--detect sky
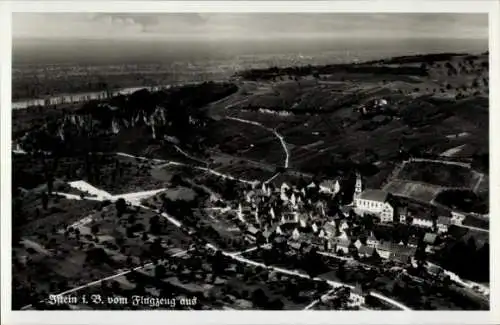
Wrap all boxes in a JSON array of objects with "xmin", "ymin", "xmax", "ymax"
[{"xmin": 13, "ymin": 13, "xmax": 488, "ymax": 41}]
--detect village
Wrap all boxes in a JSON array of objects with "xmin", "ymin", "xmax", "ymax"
[
  {"xmin": 194, "ymin": 168, "xmax": 488, "ymax": 301},
  {"xmin": 210, "ymin": 174, "xmax": 453, "ymax": 261}
]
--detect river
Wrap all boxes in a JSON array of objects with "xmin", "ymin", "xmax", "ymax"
[{"xmin": 11, "ymin": 79, "xmax": 232, "ymax": 110}]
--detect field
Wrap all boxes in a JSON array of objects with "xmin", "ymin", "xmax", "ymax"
[
  {"xmin": 13, "ymin": 153, "xmax": 170, "ymax": 195},
  {"xmin": 383, "ymin": 179, "xmax": 443, "ymax": 203},
  {"xmin": 13, "ymin": 193, "xmax": 101, "ymax": 238},
  {"xmin": 209, "ymin": 119, "xmax": 286, "ymax": 168},
  {"xmin": 396, "ymin": 160, "xmax": 482, "ymax": 189}
]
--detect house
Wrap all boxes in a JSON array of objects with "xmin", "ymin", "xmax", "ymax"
[
  {"xmin": 358, "ymin": 245, "xmax": 375, "ymax": 257},
  {"xmin": 288, "ymin": 240, "xmax": 302, "ymax": 251},
  {"xmin": 355, "ymin": 189, "xmax": 394, "ymax": 222},
  {"xmin": 389, "ymin": 245, "xmax": 417, "ymax": 264},
  {"xmin": 423, "ymin": 233, "xmax": 438, "ymax": 246},
  {"xmin": 333, "ymin": 237, "xmax": 351, "ymax": 254},
  {"xmin": 412, "ymin": 214, "xmax": 434, "ymax": 229},
  {"xmin": 319, "ymin": 179, "xmax": 341, "ymax": 195},
  {"xmin": 247, "ymin": 226, "xmax": 259, "ymax": 236},
  {"xmin": 367, "ymin": 233, "xmax": 379, "ymax": 248},
  {"xmin": 380, "ymin": 203, "xmax": 395, "ymax": 223},
  {"xmin": 353, "ymin": 239, "xmax": 363, "ymax": 250},
  {"xmin": 451, "ymin": 211, "xmax": 466, "ymax": 225},
  {"xmin": 377, "ymin": 242, "xmax": 416, "ymax": 261},
  {"xmin": 323, "ymin": 222, "xmax": 337, "ymax": 237},
  {"xmin": 306, "ymin": 181, "xmax": 318, "ymax": 189},
  {"xmin": 280, "ymin": 182, "xmax": 290, "ymax": 192},
  {"xmin": 407, "ymin": 236, "xmax": 419, "ymax": 248},
  {"xmin": 340, "ymin": 220, "xmax": 350, "ymax": 233},
  {"xmin": 375, "ymin": 242, "xmax": 392, "ymax": 259},
  {"xmin": 396, "ymin": 206, "xmax": 409, "ymax": 223},
  {"xmin": 437, "ymin": 216, "xmax": 451, "ymax": 233}
]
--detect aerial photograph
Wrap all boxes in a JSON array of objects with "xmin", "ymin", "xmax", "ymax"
[{"xmin": 11, "ymin": 13, "xmax": 489, "ymax": 311}]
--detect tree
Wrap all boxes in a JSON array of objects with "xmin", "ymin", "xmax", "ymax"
[
  {"xmin": 149, "ymin": 215, "xmax": 161, "ymax": 234},
  {"xmin": 90, "ymin": 224, "xmax": 99, "ymax": 235},
  {"xmin": 337, "ymin": 261, "xmax": 346, "ymax": 280},
  {"xmin": 115, "ymin": 198, "xmax": 127, "ymax": 218},
  {"xmin": 251, "ymin": 288, "xmax": 268, "ymax": 308},
  {"xmin": 269, "ymin": 298, "xmax": 284, "ymax": 310},
  {"xmin": 414, "ymin": 244, "xmax": 427, "ymax": 272},
  {"xmin": 41, "ymin": 192, "xmax": 49, "ymax": 210},
  {"xmin": 154, "ymin": 264, "xmax": 166, "ymax": 279},
  {"xmin": 256, "ymin": 231, "xmax": 266, "ymax": 248},
  {"xmin": 126, "ymin": 226, "xmax": 135, "ymax": 238}
]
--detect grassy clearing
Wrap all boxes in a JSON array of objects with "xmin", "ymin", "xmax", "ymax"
[{"xmin": 383, "ymin": 180, "xmax": 442, "ymax": 203}]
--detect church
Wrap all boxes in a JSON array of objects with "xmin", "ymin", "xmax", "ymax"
[{"xmin": 353, "ymin": 173, "xmax": 394, "ymax": 223}]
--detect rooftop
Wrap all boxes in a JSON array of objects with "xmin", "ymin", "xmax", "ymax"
[
  {"xmin": 437, "ymin": 216, "xmax": 451, "ymax": 225},
  {"xmin": 359, "ymin": 189, "xmax": 389, "ymax": 203},
  {"xmin": 319, "ymin": 179, "xmax": 338, "ymax": 188},
  {"xmin": 414, "ymin": 214, "xmax": 434, "ymax": 221},
  {"xmin": 358, "ymin": 245, "xmax": 375, "ymax": 255},
  {"xmin": 423, "ymin": 233, "xmax": 438, "ymax": 244}
]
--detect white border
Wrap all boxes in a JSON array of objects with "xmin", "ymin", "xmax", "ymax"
[{"xmin": 1, "ymin": 1, "xmax": 499, "ymax": 325}]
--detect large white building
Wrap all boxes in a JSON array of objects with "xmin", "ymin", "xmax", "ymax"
[{"xmin": 355, "ymin": 189, "xmax": 394, "ymax": 222}]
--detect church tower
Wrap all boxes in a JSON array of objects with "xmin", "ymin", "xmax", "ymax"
[{"xmin": 354, "ymin": 173, "xmax": 363, "ymax": 199}]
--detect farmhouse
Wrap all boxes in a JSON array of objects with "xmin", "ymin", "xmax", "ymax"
[
  {"xmin": 437, "ymin": 216, "xmax": 451, "ymax": 233},
  {"xmin": 355, "ymin": 189, "xmax": 394, "ymax": 222}
]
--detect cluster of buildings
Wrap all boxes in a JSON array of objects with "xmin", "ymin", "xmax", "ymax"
[
  {"xmin": 209, "ymin": 167, "xmax": 469, "ymax": 269},
  {"xmin": 235, "ymin": 180, "xmax": 337, "ymax": 242},
  {"xmin": 352, "ymin": 174, "xmax": 463, "ymax": 232},
  {"xmin": 219, "ymin": 174, "xmax": 448, "ymax": 265}
]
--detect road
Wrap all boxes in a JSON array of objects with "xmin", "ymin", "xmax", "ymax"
[
  {"xmin": 116, "ymin": 152, "xmax": 258, "ymax": 186},
  {"xmin": 20, "ymin": 152, "xmax": 410, "ymax": 311},
  {"xmin": 42, "ymin": 184, "xmax": 375, "ymax": 309},
  {"xmin": 173, "ymin": 145, "xmax": 208, "ymax": 165},
  {"xmin": 40, "ymin": 184, "xmax": 408, "ymax": 311},
  {"xmin": 224, "ymin": 116, "xmax": 290, "ymax": 169},
  {"xmin": 303, "ymin": 287, "xmax": 339, "ymax": 310}
]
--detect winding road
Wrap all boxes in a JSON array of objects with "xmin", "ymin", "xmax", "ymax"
[
  {"xmin": 223, "ymin": 116, "xmax": 290, "ymax": 184},
  {"xmin": 29, "ymin": 165, "xmax": 411, "ymax": 311},
  {"xmin": 224, "ymin": 116, "xmax": 290, "ymax": 169}
]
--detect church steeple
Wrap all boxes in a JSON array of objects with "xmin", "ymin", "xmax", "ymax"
[{"xmin": 354, "ymin": 173, "xmax": 363, "ymax": 199}]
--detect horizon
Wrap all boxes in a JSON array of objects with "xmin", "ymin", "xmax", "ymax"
[{"xmin": 13, "ymin": 13, "xmax": 488, "ymax": 41}]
